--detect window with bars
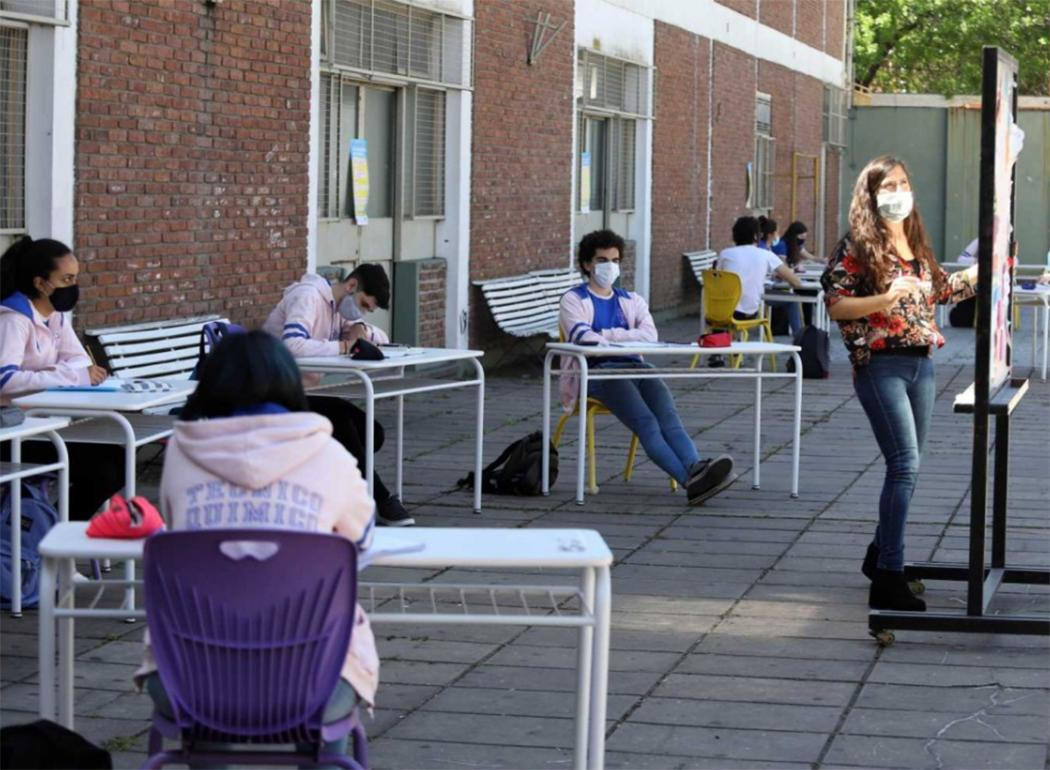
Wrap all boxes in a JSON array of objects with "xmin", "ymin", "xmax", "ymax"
[
  {"xmin": 577, "ymin": 49, "xmax": 649, "ymax": 117},
  {"xmin": 411, "ymin": 87, "xmax": 444, "ymax": 217},
  {"xmin": 753, "ymin": 93, "xmax": 774, "ymax": 212},
  {"xmin": 0, "ymin": 24, "xmax": 27, "ymax": 232},
  {"xmin": 823, "ymin": 85, "xmax": 847, "ymax": 148},
  {"xmin": 327, "ymin": 0, "xmax": 471, "ymax": 88}
]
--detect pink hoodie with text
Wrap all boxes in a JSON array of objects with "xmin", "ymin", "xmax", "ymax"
[{"xmin": 135, "ymin": 411, "xmax": 380, "ymax": 706}]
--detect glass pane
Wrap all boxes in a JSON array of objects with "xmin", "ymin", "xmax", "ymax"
[
  {"xmin": 587, "ymin": 118, "xmax": 606, "ymax": 211},
  {"xmin": 336, "ymin": 81, "xmax": 356, "ymax": 218},
  {"xmin": 364, "ymin": 87, "xmax": 395, "ymax": 219}
]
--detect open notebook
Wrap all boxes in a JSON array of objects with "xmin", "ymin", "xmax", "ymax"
[{"xmin": 48, "ymin": 378, "xmax": 174, "ymax": 393}]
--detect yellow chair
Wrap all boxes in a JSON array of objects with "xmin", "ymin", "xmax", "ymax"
[
  {"xmin": 693, "ymin": 269, "xmax": 778, "ymax": 371},
  {"xmin": 553, "ymin": 330, "xmax": 677, "ymax": 494}
]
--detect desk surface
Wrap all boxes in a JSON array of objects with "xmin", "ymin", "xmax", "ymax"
[
  {"xmin": 38, "ymin": 523, "xmax": 613, "ymax": 569},
  {"xmin": 548, "ymin": 341, "xmax": 800, "ymax": 357},
  {"xmin": 0, "ymin": 416, "xmax": 71, "ymax": 443},
  {"xmin": 13, "ymin": 380, "xmax": 195, "ymax": 412},
  {"xmin": 297, "ymin": 348, "xmax": 484, "ymax": 372}
]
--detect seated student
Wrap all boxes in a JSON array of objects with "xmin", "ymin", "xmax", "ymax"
[
  {"xmin": 0, "ymin": 236, "xmax": 124, "ymax": 518},
  {"xmin": 718, "ymin": 216, "xmax": 805, "ymax": 337},
  {"xmin": 773, "ymin": 221, "xmax": 820, "ymax": 267},
  {"xmin": 757, "ymin": 216, "xmax": 779, "ymax": 251},
  {"xmin": 262, "ymin": 264, "xmax": 413, "ymax": 527},
  {"xmin": 135, "ymin": 331, "xmax": 379, "ymax": 754},
  {"xmin": 559, "ymin": 230, "xmax": 735, "ymax": 505}
]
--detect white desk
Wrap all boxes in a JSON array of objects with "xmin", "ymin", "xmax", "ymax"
[
  {"xmin": 36, "ymin": 523, "xmax": 612, "ymax": 770},
  {"xmin": 1, "ymin": 417, "xmax": 70, "ymax": 616},
  {"xmin": 297, "ymin": 348, "xmax": 486, "ymax": 512},
  {"xmin": 543, "ymin": 342, "xmax": 802, "ymax": 504},
  {"xmin": 1015, "ymin": 285, "xmax": 1050, "ymax": 381},
  {"xmin": 763, "ymin": 278, "xmax": 828, "ymax": 332},
  {"xmin": 14, "ymin": 380, "xmax": 196, "ymax": 609}
]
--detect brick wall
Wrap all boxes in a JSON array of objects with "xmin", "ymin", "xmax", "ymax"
[
  {"xmin": 716, "ymin": 0, "xmax": 757, "ymax": 18},
  {"xmin": 825, "ymin": 0, "xmax": 845, "ymax": 59},
  {"xmin": 74, "ymin": 0, "xmax": 310, "ymax": 330},
  {"xmin": 469, "ymin": 0, "xmax": 574, "ymax": 345},
  {"xmin": 760, "ymin": 0, "xmax": 794, "ymax": 36},
  {"xmin": 418, "ymin": 260, "xmax": 446, "ymax": 348},
  {"xmin": 795, "ymin": 0, "xmax": 824, "ymax": 52},
  {"xmin": 710, "ymin": 43, "xmax": 757, "ymax": 252},
  {"xmin": 825, "ymin": 147, "xmax": 843, "ymax": 256},
  {"xmin": 650, "ymin": 23, "xmax": 710, "ymax": 311}
]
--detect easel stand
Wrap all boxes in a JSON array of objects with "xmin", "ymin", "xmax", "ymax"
[{"xmin": 870, "ymin": 378, "xmax": 1050, "ymax": 639}]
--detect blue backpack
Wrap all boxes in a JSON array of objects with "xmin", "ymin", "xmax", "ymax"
[{"xmin": 1, "ymin": 478, "xmax": 59, "ymax": 609}]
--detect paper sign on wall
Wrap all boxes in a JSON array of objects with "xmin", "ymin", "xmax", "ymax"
[
  {"xmin": 579, "ymin": 151, "xmax": 591, "ymax": 213},
  {"xmin": 350, "ymin": 138, "xmax": 369, "ymax": 226}
]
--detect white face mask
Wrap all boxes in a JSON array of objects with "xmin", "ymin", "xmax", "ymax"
[
  {"xmin": 337, "ymin": 293, "xmax": 364, "ymax": 322},
  {"xmin": 591, "ymin": 261, "xmax": 620, "ymax": 289},
  {"xmin": 876, "ymin": 190, "xmax": 914, "ymax": 223}
]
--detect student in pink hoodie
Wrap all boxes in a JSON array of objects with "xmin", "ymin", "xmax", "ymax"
[
  {"xmin": 137, "ymin": 331, "xmax": 379, "ymax": 757},
  {"xmin": 262, "ymin": 266, "xmax": 414, "ymax": 527},
  {"xmin": 559, "ymin": 230, "xmax": 736, "ymax": 505},
  {"xmin": 0, "ymin": 236, "xmax": 125, "ymax": 517}
]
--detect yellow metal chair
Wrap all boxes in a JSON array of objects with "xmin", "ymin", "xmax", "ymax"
[
  {"xmin": 692, "ymin": 269, "xmax": 778, "ymax": 371},
  {"xmin": 553, "ymin": 330, "xmax": 677, "ymax": 494}
]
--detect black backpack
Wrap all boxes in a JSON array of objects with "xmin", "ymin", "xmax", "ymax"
[
  {"xmin": 787, "ymin": 325, "xmax": 831, "ymax": 379},
  {"xmin": 458, "ymin": 432, "xmax": 558, "ymax": 496},
  {"xmin": 949, "ymin": 297, "xmax": 976, "ymax": 328},
  {"xmin": 0, "ymin": 720, "xmax": 112, "ymax": 769}
]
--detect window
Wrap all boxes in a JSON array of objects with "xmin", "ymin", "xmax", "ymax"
[
  {"xmin": 319, "ymin": 0, "xmax": 468, "ymax": 222},
  {"xmin": 0, "ymin": 24, "xmax": 27, "ymax": 232},
  {"xmin": 575, "ymin": 49, "xmax": 648, "ymax": 214},
  {"xmin": 753, "ymin": 93, "xmax": 774, "ymax": 212},
  {"xmin": 823, "ymin": 85, "xmax": 847, "ymax": 148}
]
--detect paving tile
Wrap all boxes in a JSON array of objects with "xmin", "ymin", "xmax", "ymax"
[
  {"xmin": 652, "ymin": 672, "xmax": 857, "ymax": 707},
  {"xmin": 822, "ymin": 733, "xmax": 1048, "ymax": 769},
  {"xmin": 606, "ymin": 722, "xmax": 827, "ymax": 763}
]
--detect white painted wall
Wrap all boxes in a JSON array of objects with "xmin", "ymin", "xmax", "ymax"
[
  {"xmin": 575, "ymin": 0, "xmax": 653, "ymax": 64},
  {"xmin": 306, "ymin": 0, "xmax": 320, "ymax": 272},
  {"xmin": 436, "ymin": 89, "xmax": 472, "ymax": 349}
]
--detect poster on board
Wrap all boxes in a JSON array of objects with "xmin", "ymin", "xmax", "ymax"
[{"xmin": 350, "ymin": 138, "xmax": 370, "ymax": 225}]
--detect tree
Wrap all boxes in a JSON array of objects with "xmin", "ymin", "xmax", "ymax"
[{"xmin": 853, "ymin": 0, "xmax": 1050, "ymax": 96}]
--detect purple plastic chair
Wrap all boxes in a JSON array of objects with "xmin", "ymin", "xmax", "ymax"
[{"xmin": 140, "ymin": 529, "xmax": 368, "ymax": 769}]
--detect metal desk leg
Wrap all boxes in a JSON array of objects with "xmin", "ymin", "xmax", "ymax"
[
  {"xmin": 587, "ymin": 565, "xmax": 611, "ymax": 770},
  {"xmin": 10, "ymin": 437, "xmax": 22, "ymax": 617},
  {"xmin": 573, "ymin": 567, "xmax": 596, "ymax": 770},
  {"xmin": 752, "ymin": 355, "xmax": 763, "ymax": 490},
  {"xmin": 542, "ymin": 352, "xmax": 553, "ymax": 495},
  {"xmin": 58, "ymin": 557, "xmax": 76, "ymax": 728},
  {"xmin": 395, "ymin": 394, "xmax": 404, "ymax": 499},
  {"xmin": 790, "ymin": 352, "xmax": 802, "ymax": 498},
  {"xmin": 471, "ymin": 358, "xmax": 485, "ymax": 513},
  {"xmin": 576, "ymin": 358, "xmax": 589, "ymax": 505},
  {"xmin": 37, "ymin": 556, "xmax": 57, "ymax": 721},
  {"xmin": 1042, "ymin": 303, "xmax": 1048, "ymax": 381}
]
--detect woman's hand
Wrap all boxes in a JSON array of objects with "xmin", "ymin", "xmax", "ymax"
[{"xmin": 88, "ymin": 365, "xmax": 108, "ymax": 385}]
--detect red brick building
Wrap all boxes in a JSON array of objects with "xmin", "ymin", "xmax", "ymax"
[{"xmin": 1, "ymin": 0, "xmax": 848, "ymax": 349}]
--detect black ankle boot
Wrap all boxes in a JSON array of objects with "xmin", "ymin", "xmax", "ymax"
[
  {"xmin": 869, "ymin": 569, "xmax": 926, "ymax": 612},
  {"xmin": 861, "ymin": 542, "xmax": 878, "ymax": 581}
]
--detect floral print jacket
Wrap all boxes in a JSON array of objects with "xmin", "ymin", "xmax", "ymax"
[{"xmin": 821, "ymin": 237, "xmax": 978, "ymax": 368}]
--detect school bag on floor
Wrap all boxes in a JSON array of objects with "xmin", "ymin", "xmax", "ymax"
[
  {"xmin": 458, "ymin": 431, "xmax": 558, "ymax": 496},
  {"xmin": 787, "ymin": 325, "xmax": 830, "ymax": 379},
  {"xmin": 0, "ymin": 719, "xmax": 112, "ymax": 769},
  {"xmin": 1, "ymin": 478, "xmax": 59, "ymax": 609}
]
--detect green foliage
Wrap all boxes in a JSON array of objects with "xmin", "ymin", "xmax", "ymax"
[{"xmin": 854, "ymin": 0, "xmax": 1050, "ymax": 95}]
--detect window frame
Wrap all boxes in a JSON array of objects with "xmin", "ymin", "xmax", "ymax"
[
  {"xmin": 0, "ymin": 20, "xmax": 28, "ymax": 235},
  {"xmin": 753, "ymin": 92, "xmax": 775, "ymax": 213},
  {"xmin": 823, "ymin": 85, "xmax": 848, "ymax": 148}
]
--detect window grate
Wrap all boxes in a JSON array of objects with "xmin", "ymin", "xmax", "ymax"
[
  {"xmin": 615, "ymin": 118, "xmax": 636, "ymax": 211},
  {"xmin": 330, "ymin": 0, "xmax": 471, "ymax": 88},
  {"xmin": 0, "ymin": 24, "xmax": 27, "ymax": 231},
  {"xmin": 823, "ymin": 85, "xmax": 847, "ymax": 148},
  {"xmin": 754, "ymin": 133, "xmax": 775, "ymax": 212},
  {"xmin": 755, "ymin": 92, "xmax": 772, "ymax": 135},
  {"xmin": 413, "ymin": 87, "xmax": 445, "ymax": 217},
  {"xmin": 319, "ymin": 72, "xmax": 334, "ymax": 218},
  {"xmin": 577, "ymin": 49, "xmax": 649, "ymax": 117}
]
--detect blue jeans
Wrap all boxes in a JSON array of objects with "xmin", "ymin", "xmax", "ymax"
[
  {"xmin": 589, "ymin": 361, "xmax": 700, "ymax": 484},
  {"xmin": 767, "ymin": 300, "xmax": 803, "ymax": 336},
  {"xmin": 853, "ymin": 355, "xmax": 936, "ymax": 571}
]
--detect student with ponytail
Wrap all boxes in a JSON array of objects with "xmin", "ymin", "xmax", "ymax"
[{"xmin": 1, "ymin": 236, "xmax": 124, "ymax": 517}]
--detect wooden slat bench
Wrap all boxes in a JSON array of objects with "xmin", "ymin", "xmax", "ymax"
[
  {"xmin": 684, "ymin": 249, "xmax": 719, "ymax": 288},
  {"xmin": 475, "ymin": 267, "xmax": 580, "ymax": 340},
  {"xmin": 85, "ymin": 315, "xmax": 229, "ymax": 380}
]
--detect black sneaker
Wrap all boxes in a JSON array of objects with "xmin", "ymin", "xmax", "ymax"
[
  {"xmin": 686, "ymin": 455, "xmax": 735, "ymax": 505},
  {"xmin": 707, "ymin": 355, "xmax": 726, "ymax": 369},
  {"xmin": 377, "ymin": 496, "xmax": 415, "ymax": 527}
]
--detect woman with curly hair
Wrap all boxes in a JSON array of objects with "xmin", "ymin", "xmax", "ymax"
[{"xmin": 821, "ymin": 156, "xmax": 978, "ymax": 612}]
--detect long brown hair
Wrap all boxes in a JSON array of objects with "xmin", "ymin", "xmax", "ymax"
[{"xmin": 847, "ymin": 155, "xmax": 946, "ymax": 296}]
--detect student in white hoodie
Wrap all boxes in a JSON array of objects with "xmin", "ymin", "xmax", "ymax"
[
  {"xmin": 262, "ymin": 265, "xmax": 414, "ymax": 527},
  {"xmin": 136, "ymin": 331, "xmax": 379, "ymax": 757}
]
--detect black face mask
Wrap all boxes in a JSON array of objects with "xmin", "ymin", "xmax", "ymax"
[{"xmin": 48, "ymin": 284, "xmax": 79, "ymax": 312}]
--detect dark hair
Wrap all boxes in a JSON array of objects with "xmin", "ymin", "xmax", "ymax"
[
  {"xmin": 349, "ymin": 264, "xmax": 390, "ymax": 310},
  {"xmin": 757, "ymin": 216, "xmax": 778, "ymax": 240},
  {"xmin": 577, "ymin": 229, "xmax": 626, "ymax": 276},
  {"xmin": 0, "ymin": 236, "xmax": 74, "ymax": 300},
  {"xmin": 179, "ymin": 331, "xmax": 308, "ymax": 420},
  {"xmin": 731, "ymin": 216, "xmax": 760, "ymax": 246},
  {"xmin": 782, "ymin": 221, "xmax": 809, "ymax": 267}
]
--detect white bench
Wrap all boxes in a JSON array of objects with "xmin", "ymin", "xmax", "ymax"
[
  {"xmin": 475, "ymin": 267, "xmax": 579, "ymax": 339},
  {"xmin": 85, "ymin": 315, "xmax": 229, "ymax": 380},
  {"xmin": 684, "ymin": 249, "xmax": 719, "ymax": 288}
]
